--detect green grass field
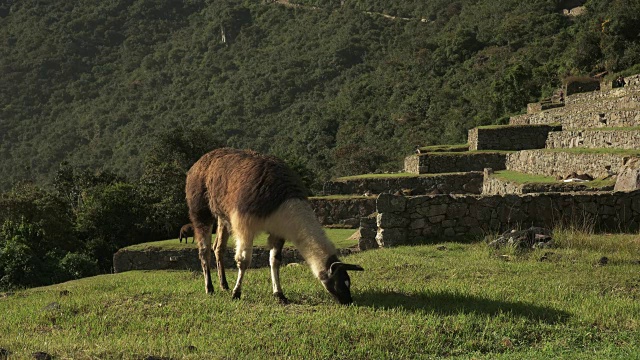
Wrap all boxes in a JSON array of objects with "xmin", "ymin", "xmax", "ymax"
[
  {"xmin": 2, "ymin": 231, "xmax": 640, "ymax": 359},
  {"xmin": 543, "ymin": 147, "xmax": 640, "ymax": 156},
  {"xmin": 492, "ymin": 170, "xmax": 616, "ymax": 188},
  {"xmin": 334, "ymin": 172, "xmax": 469, "ymax": 181},
  {"xmin": 125, "ymin": 228, "xmax": 359, "ymax": 251}
]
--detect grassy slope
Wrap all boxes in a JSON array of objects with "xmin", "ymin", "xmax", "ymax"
[
  {"xmin": 124, "ymin": 228, "xmax": 359, "ymax": 251},
  {"xmin": 2, "ymin": 232, "xmax": 640, "ymax": 359}
]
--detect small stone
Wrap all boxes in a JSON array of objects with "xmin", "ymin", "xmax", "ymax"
[
  {"xmin": 597, "ymin": 256, "xmax": 609, "ymax": 266},
  {"xmin": 436, "ymin": 245, "xmax": 447, "ymax": 251},
  {"xmin": 0, "ymin": 348, "xmax": 11, "ymax": 359},
  {"xmin": 32, "ymin": 352, "xmax": 52, "ymax": 360}
]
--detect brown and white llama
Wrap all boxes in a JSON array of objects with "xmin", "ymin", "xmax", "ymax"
[
  {"xmin": 178, "ymin": 223, "xmax": 194, "ymax": 244},
  {"xmin": 185, "ymin": 148, "xmax": 363, "ymax": 304}
]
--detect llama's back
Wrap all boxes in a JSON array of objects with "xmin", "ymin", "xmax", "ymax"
[{"xmin": 186, "ymin": 148, "xmax": 309, "ymax": 221}]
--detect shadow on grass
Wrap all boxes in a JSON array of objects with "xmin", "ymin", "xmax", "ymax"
[{"xmin": 357, "ymin": 290, "xmax": 569, "ymax": 324}]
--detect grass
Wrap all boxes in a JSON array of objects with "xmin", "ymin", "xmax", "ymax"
[
  {"xmin": 2, "ymin": 231, "xmax": 640, "ymax": 359},
  {"xmin": 310, "ymin": 194, "xmax": 376, "ymax": 199},
  {"xmin": 476, "ymin": 123, "xmax": 561, "ymax": 130},
  {"xmin": 416, "ymin": 144, "xmax": 468, "ymax": 152},
  {"xmin": 492, "ymin": 170, "xmax": 616, "ymax": 188},
  {"xmin": 124, "ymin": 228, "xmax": 359, "ymax": 251},
  {"xmin": 542, "ymin": 148, "xmax": 640, "ymax": 156},
  {"xmin": 334, "ymin": 173, "xmax": 419, "ymax": 180},
  {"xmin": 582, "ymin": 126, "xmax": 640, "ymax": 132},
  {"xmin": 334, "ymin": 172, "xmax": 470, "ymax": 181}
]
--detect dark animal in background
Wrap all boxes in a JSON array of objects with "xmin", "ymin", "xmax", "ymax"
[
  {"xmin": 185, "ymin": 148, "xmax": 364, "ymax": 304},
  {"xmin": 179, "ymin": 224, "xmax": 194, "ymax": 244}
]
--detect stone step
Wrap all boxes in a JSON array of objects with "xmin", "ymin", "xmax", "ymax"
[
  {"xmin": 510, "ymin": 108, "xmax": 640, "ymax": 129},
  {"xmin": 546, "ymin": 129, "xmax": 640, "ymax": 150},
  {"xmin": 322, "ymin": 172, "xmax": 484, "ymax": 196},
  {"xmin": 468, "ymin": 124, "xmax": 560, "ymax": 151},
  {"xmin": 404, "ymin": 151, "xmax": 508, "ymax": 174},
  {"xmin": 482, "ymin": 169, "xmax": 615, "ymax": 195},
  {"xmin": 505, "ymin": 149, "xmax": 638, "ymax": 179}
]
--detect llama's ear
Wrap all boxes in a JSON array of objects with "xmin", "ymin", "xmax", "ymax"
[{"xmin": 329, "ymin": 262, "xmax": 364, "ymax": 277}]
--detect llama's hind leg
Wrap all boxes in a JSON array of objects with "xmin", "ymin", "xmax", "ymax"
[
  {"xmin": 231, "ymin": 229, "xmax": 255, "ymax": 300},
  {"xmin": 214, "ymin": 222, "xmax": 230, "ymax": 290},
  {"xmin": 268, "ymin": 234, "xmax": 288, "ymax": 304},
  {"xmin": 194, "ymin": 224, "xmax": 214, "ymax": 294}
]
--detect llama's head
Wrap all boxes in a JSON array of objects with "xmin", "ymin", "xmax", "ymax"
[{"xmin": 321, "ymin": 260, "xmax": 364, "ymax": 305}]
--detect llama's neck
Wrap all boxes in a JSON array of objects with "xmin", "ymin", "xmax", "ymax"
[{"xmin": 266, "ymin": 199, "xmax": 337, "ymax": 278}]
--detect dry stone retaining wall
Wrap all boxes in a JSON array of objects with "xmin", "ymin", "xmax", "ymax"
[
  {"xmin": 404, "ymin": 153, "xmax": 507, "ymax": 174},
  {"xmin": 309, "ymin": 197, "xmax": 376, "ymax": 228},
  {"xmin": 375, "ymin": 191, "xmax": 640, "ymax": 247},
  {"xmin": 468, "ymin": 125, "xmax": 558, "ymax": 151},
  {"xmin": 546, "ymin": 130, "xmax": 640, "ymax": 149},
  {"xmin": 322, "ymin": 172, "xmax": 484, "ymax": 196},
  {"xmin": 505, "ymin": 150, "xmax": 629, "ymax": 178}
]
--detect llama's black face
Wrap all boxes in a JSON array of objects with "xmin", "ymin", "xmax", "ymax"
[{"xmin": 322, "ymin": 261, "xmax": 364, "ymax": 305}]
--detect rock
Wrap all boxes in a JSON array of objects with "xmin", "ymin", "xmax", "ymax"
[
  {"xmin": 32, "ymin": 352, "xmax": 52, "ymax": 360},
  {"xmin": 0, "ymin": 348, "xmax": 10, "ymax": 360},
  {"xmin": 488, "ymin": 227, "xmax": 552, "ymax": 249},
  {"xmin": 614, "ymin": 158, "xmax": 640, "ymax": 191},
  {"xmin": 597, "ymin": 256, "xmax": 609, "ymax": 266}
]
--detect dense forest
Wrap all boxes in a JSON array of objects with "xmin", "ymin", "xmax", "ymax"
[{"xmin": 1, "ymin": 0, "xmax": 640, "ymax": 290}]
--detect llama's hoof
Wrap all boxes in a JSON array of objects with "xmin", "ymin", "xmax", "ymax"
[
  {"xmin": 206, "ymin": 285, "xmax": 214, "ymax": 294},
  {"xmin": 274, "ymin": 292, "xmax": 289, "ymax": 305},
  {"xmin": 220, "ymin": 280, "xmax": 229, "ymax": 291},
  {"xmin": 231, "ymin": 290, "xmax": 241, "ymax": 300}
]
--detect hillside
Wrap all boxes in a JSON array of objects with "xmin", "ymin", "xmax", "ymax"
[{"xmin": 1, "ymin": 0, "xmax": 640, "ymax": 189}]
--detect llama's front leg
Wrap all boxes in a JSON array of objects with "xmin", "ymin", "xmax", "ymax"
[
  {"xmin": 232, "ymin": 236, "xmax": 254, "ymax": 300},
  {"xmin": 213, "ymin": 222, "xmax": 230, "ymax": 290},
  {"xmin": 194, "ymin": 224, "xmax": 214, "ymax": 294},
  {"xmin": 268, "ymin": 234, "xmax": 288, "ymax": 304}
]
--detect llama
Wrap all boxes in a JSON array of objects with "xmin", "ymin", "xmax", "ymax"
[
  {"xmin": 179, "ymin": 223, "xmax": 194, "ymax": 244},
  {"xmin": 185, "ymin": 148, "xmax": 364, "ymax": 304}
]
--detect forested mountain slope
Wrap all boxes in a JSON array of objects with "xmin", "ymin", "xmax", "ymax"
[{"xmin": 1, "ymin": 0, "xmax": 639, "ymax": 189}]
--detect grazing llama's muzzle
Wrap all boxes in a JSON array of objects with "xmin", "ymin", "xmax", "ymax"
[{"xmin": 321, "ymin": 262, "xmax": 364, "ymax": 304}]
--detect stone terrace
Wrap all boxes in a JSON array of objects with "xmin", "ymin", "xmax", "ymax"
[{"xmin": 319, "ymin": 73, "xmax": 640, "ymax": 249}]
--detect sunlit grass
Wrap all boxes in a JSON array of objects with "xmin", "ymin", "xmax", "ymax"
[
  {"xmin": 335, "ymin": 172, "xmax": 469, "ymax": 181},
  {"xmin": 493, "ymin": 170, "xmax": 616, "ymax": 189},
  {"xmin": 542, "ymin": 147, "xmax": 640, "ymax": 156},
  {"xmin": 2, "ymin": 231, "xmax": 640, "ymax": 358},
  {"xmin": 124, "ymin": 228, "xmax": 359, "ymax": 251}
]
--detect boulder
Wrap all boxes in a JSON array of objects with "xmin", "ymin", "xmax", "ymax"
[{"xmin": 614, "ymin": 158, "xmax": 640, "ymax": 191}]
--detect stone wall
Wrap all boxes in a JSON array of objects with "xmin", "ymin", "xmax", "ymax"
[
  {"xmin": 309, "ymin": 197, "xmax": 376, "ymax": 228},
  {"xmin": 322, "ymin": 172, "xmax": 484, "ymax": 196},
  {"xmin": 546, "ymin": 130, "xmax": 640, "ymax": 149},
  {"xmin": 468, "ymin": 125, "xmax": 559, "ymax": 151},
  {"xmin": 505, "ymin": 150, "xmax": 630, "ymax": 178},
  {"xmin": 404, "ymin": 153, "xmax": 507, "ymax": 174},
  {"xmin": 113, "ymin": 246, "xmax": 356, "ymax": 273},
  {"xmin": 510, "ymin": 88, "xmax": 640, "ymax": 127},
  {"xmin": 510, "ymin": 107, "xmax": 640, "ymax": 129},
  {"xmin": 374, "ymin": 191, "xmax": 640, "ymax": 247},
  {"xmin": 482, "ymin": 172, "xmax": 614, "ymax": 195},
  {"xmin": 565, "ymin": 77, "xmax": 600, "ymax": 95},
  {"xmin": 565, "ymin": 85, "xmax": 640, "ymax": 106}
]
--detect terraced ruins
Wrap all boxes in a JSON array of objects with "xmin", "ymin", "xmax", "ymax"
[{"xmin": 319, "ymin": 74, "xmax": 640, "ymax": 248}]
